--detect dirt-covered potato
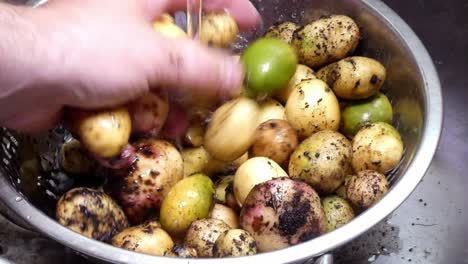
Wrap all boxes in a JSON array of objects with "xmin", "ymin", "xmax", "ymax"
[
  {"xmin": 110, "ymin": 139, "xmax": 183, "ymax": 224},
  {"xmin": 209, "ymin": 203, "xmax": 239, "ymax": 229},
  {"xmin": 275, "ymin": 64, "xmax": 316, "ymax": 104},
  {"xmin": 289, "ymin": 130, "xmax": 352, "ymax": 194},
  {"xmin": 250, "ymin": 119, "xmax": 298, "ymax": 166},
  {"xmin": 128, "ymin": 90, "xmax": 169, "ymax": 137},
  {"xmin": 68, "ymin": 107, "xmax": 132, "ymax": 159},
  {"xmin": 167, "ymin": 245, "xmax": 198, "ymax": 258},
  {"xmin": 352, "ymin": 122, "xmax": 404, "ymax": 173},
  {"xmin": 153, "ymin": 14, "xmax": 187, "ymax": 38},
  {"xmin": 257, "ymin": 99, "xmax": 287, "ymax": 125},
  {"xmin": 204, "ymin": 97, "xmax": 260, "ymax": 161},
  {"xmin": 292, "ymin": 15, "xmax": 360, "ymax": 69},
  {"xmin": 285, "ymin": 79, "xmax": 340, "ymax": 138},
  {"xmin": 213, "ymin": 229, "xmax": 257, "ymax": 257},
  {"xmin": 59, "ymin": 139, "xmax": 96, "ymax": 175},
  {"xmin": 184, "ymin": 218, "xmax": 231, "ymax": 257},
  {"xmin": 240, "ymin": 177, "xmax": 325, "ymax": 252},
  {"xmin": 346, "ymin": 170, "xmax": 389, "ymax": 209},
  {"xmin": 317, "ymin": 57, "xmax": 386, "ymax": 100},
  {"xmin": 200, "ymin": 13, "xmax": 239, "ymax": 48},
  {"xmin": 264, "ymin": 21, "xmax": 298, "ymax": 44},
  {"xmin": 111, "ymin": 221, "xmax": 173, "ymax": 256},
  {"xmin": 234, "ymin": 157, "xmax": 288, "ymax": 206},
  {"xmin": 56, "ymin": 188, "xmax": 128, "ymax": 241},
  {"xmin": 184, "ymin": 124, "xmax": 205, "ymax": 147},
  {"xmin": 321, "ymin": 196, "xmax": 355, "ymax": 232},
  {"xmin": 160, "ymin": 174, "xmax": 214, "ymax": 237},
  {"xmin": 214, "ymin": 175, "xmax": 239, "ymax": 211}
]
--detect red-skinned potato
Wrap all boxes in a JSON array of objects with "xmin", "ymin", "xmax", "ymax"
[{"xmin": 128, "ymin": 90, "xmax": 169, "ymax": 137}]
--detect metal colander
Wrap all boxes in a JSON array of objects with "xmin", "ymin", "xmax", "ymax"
[{"xmin": 0, "ymin": 0, "xmax": 442, "ymax": 263}]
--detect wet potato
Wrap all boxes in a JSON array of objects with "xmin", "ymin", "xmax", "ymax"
[
  {"xmin": 184, "ymin": 218, "xmax": 231, "ymax": 258},
  {"xmin": 59, "ymin": 138, "xmax": 96, "ymax": 175}
]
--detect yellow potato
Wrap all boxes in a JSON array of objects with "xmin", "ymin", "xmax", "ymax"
[
  {"xmin": 200, "ymin": 13, "xmax": 239, "ymax": 48},
  {"xmin": 257, "ymin": 98, "xmax": 287, "ymax": 125},
  {"xmin": 275, "ymin": 64, "xmax": 316, "ymax": 104},
  {"xmin": 153, "ymin": 14, "xmax": 187, "ymax": 38}
]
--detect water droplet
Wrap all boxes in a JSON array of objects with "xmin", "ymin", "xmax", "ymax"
[{"xmin": 15, "ymin": 197, "xmax": 22, "ymax": 202}]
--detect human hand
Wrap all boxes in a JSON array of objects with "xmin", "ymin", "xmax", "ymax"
[{"xmin": 0, "ymin": 0, "xmax": 260, "ymax": 133}]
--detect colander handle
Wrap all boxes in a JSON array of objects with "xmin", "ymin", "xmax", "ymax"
[{"xmin": 0, "ymin": 199, "xmax": 36, "ymax": 233}]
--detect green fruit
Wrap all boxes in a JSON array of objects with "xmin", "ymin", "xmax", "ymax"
[
  {"xmin": 341, "ymin": 92, "xmax": 393, "ymax": 138},
  {"xmin": 241, "ymin": 38, "xmax": 298, "ymax": 95},
  {"xmin": 160, "ymin": 173, "xmax": 214, "ymax": 237},
  {"xmin": 322, "ymin": 196, "xmax": 355, "ymax": 233}
]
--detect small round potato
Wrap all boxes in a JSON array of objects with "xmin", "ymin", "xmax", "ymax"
[
  {"xmin": 346, "ymin": 170, "xmax": 389, "ymax": 209},
  {"xmin": 321, "ymin": 196, "xmax": 355, "ymax": 233},
  {"xmin": 352, "ymin": 122, "xmax": 404, "ymax": 173},
  {"xmin": 112, "ymin": 221, "xmax": 174, "ymax": 256},
  {"xmin": 69, "ymin": 107, "xmax": 132, "ymax": 159},
  {"xmin": 234, "ymin": 157, "xmax": 288, "ymax": 206},
  {"xmin": 59, "ymin": 139, "xmax": 96, "ymax": 175},
  {"xmin": 240, "ymin": 177, "xmax": 325, "ymax": 252},
  {"xmin": 209, "ymin": 203, "xmax": 240, "ymax": 229},
  {"xmin": 289, "ymin": 130, "xmax": 352, "ymax": 194},
  {"xmin": 285, "ymin": 79, "xmax": 341, "ymax": 138},
  {"xmin": 317, "ymin": 56, "xmax": 387, "ymax": 100},
  {"xmin": 204, "ymin": 97, "xmax": 260, "ymax": 162},
  {"xmin": 200, "ymin": 13, "xmax": 239, "ymax": 48},
  {"xmin": 275, "ymin": 64, "xmax": 316, "ymax": 104},
  {"xmin": 257, "ymin": 99, "xmax": 287, "ymax": 125},
  {"xmin": 264, "ymin": 21, "xmax": 298, "ymax": 44},
  {"xmin": 184, "ymin": 218, "xmax": 231, "ymax": 257},
  {"xmin": 129, "ymin": 90, "xmax": 169, "ymax": 137},
  {"xmin": 292, "ymin": 15, "xmax": 360, "ymax": 68},
  {"xmin": 167, "ymin": 245, "xmax": 198, "ymax": 258},
  {"xmin": 160, "ymin": 174, "xmax": 214, "ymax": 237},
  {"xmin": 250, "ymin": 119, "xmax": 298, "ymax": 166},
  {"xmin": 56, "ymin": 188, "xmax": 128, "ymax": 241},
  {"xmin": 182, "ymin": 147, "xmax": 210, "ymax": 177},
  {"xmin": 213, "ymin": 229, "xmax": 257, "ymax": 257}
]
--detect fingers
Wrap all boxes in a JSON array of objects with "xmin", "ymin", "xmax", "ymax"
[
  {"xmin": 2, "ymin": 107, "xmax": 62, "ymax": 134},
  {"xmin": 147, "ymin": 34, "xmax": 244, "ymax": 99},
  {"xmin": 164, "ymin": 0, "xmax": 261, "ymax": 30}
]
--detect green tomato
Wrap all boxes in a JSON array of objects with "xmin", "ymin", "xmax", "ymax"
[
  {"xmin": 241, "ymin": 38, "xmax": 298, "ymax": 95},
  {"xmin": 341, "ymin": 92, "xmax": 393, "ymax": 138},
  {"xmin": 160, "ymin": 173, "xmax": 214, "ymax": 237}
]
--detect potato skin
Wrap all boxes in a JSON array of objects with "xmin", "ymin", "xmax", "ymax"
[
  {"xmin": 69, "ymin": 107, "xmax": 132, "ymax": 159},
  {"xmin": 111, "ymin": 221, "xmax": 174, "ymax": 256},
  {"xmin": 250, "ymin": 119, "xmax": 299, "ymax": 166},
  {"xmin": 213, "ymin": 229, "xmax": 257, "ymax": 257},
  {"xmin": 321, "ymin": 196, "xmax": 355, "ymax": 232},
  {"xmin": 289, "ymin": 130, "xmax": 352, "ymax": 194},
  {"xmin": 257, "ymin": 99, "xmax": 287, "ymax": 125},
  {"xmin": 167, "ymin": 245, "xmax": 198, "ymax": 258},
  {"xmin": 200, "ymin": 13, "xmax": 239, "ymax": 48},
  {"xmin": 111, "ymin": 139, "xmax": 183, "ymax": 224},
  {"xmin": 292, "ymin": 15, "xmax": 360, "ymax": 69},
  {"xmin": 56, "ymin": 188, "xmax": 128, "ymax": 241},
  {"xmin": 59, "ymin": 139, "xmax": 96, "ymax": 175},
  {"xmin": 184, "ymin": 218, "xmax": 230, "ymax": 257},
  {"xmin": 240, "ymin": 177, "xmax": 325, "ymax": 252},
  {"xmin": 285, "ymin": 79, "xmax": 340, "ymax": 138},
  {"xmin": 346, "ymin": 170, "xmax": 389, "ymax": 209},
  {"xmin": 275, "ymin": 64, "xmax": 316, "ymax": 104},
  {"xmin": 264, "ymin": 21, "xmax": 298, "ymax": 44},
  {"xmin": 182, "ymin": 147, "xmax": 248, "ymax": 177},
  {"xmin": 317, "ymin": 57, "xmax": 387, "ymax": 100},
  {"xmin": 204, "ymin": 97, "xmax": 260, "ymax": 161},
  {"xmin": 209, "ymin": 203, "xmax": 239, "ymax": 229},
  {"xmin": 128, "ymin": 90, "xmax": 169, "ymax": 137},
  {"xmin": 234, "ymin": 157, "xmax": 288, "ymax": 206},
  {"xmin": 160, "ymin": 174, "xmax": 214, "ymax": 237},
  {"xmin": 352, "ymin": 122, "xmax": 404, "ymax": 173}
]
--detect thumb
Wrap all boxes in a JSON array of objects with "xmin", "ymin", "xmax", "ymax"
[{"xmin": 147, "ymin": 34, "xmax": 244, "ymax": 99}]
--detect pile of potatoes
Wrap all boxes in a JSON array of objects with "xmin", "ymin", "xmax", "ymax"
[{"xmin": 54, "ymin": 12, "xmax": 404, "ymax": 258}]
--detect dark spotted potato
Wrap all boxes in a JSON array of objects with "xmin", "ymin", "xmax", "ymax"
[
  {"xmin": 56, "ymin": 188, "xmax": 129, "ymax": 241},
  {"xmin": 289, "ymin": 130, "xmax": 352, "ymax": 194},
  {"xmin": 346, "ymin": 170, "xmax": 389, "ymax": 209},
  {"xmin": 184, "ymin": 218, "xmax": 231, "ymax": 257},
  {"xmin": 321, "ymin": 196, "xmax": 355, "ymax": 233},
  {"xmin": 110, "ymin": 139, "xmax": 183, "ymax": 224},
  {"xmin": 111, "ymin": 221, "xmax": 174, "ymax": 256},
  {"xmin": 240, "ymin": 177, "xmax": 325, "ymax": 253},
  {"xmin": 166, "ymin": 245, "xmax": 198, "ymax": 258},
  {"xmin": 264, "ymin": 21, "xmax": 298, "ymax": 44},
  {"xmin": 317, "ymin": 56, "xmax": 387, "ymax": 100},
  {"xmin": 213, "ymin": 229, "xmax": 257, "ymax": 257},
  {"xmin": 250, "ymin": 119, "xmax": 298, "ymax": 166},
  {"xmin": 59, "ymin": 139, "xmax": 96, "ymax": 175},
  {"xmin": 292, "ymin": 15, "xmax": 360, "ymax": 69},
  {"xmin": 275, "ymin": 64, "xmax": 316, "ymax": 104},
  {"xmin": 200, "ymin": 13, "xmax": 239, "ymax": 48}
]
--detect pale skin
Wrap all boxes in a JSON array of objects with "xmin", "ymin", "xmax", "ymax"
[{"xmin": 0, "ymin": 0, "xmax": 261, "ymax": 133}]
